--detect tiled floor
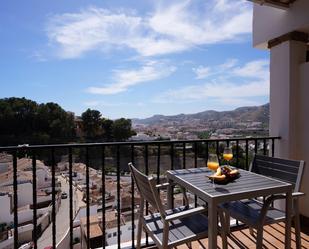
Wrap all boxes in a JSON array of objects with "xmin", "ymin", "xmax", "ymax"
[{"xmin": 150, "ymin": 222, "xmax": 309, "ymax": 249}]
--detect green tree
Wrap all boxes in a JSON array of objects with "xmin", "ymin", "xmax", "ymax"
[
  {"xmin": 197, "ymin": 131, "xmax": 212, "ymax": 139},
  {"xmin": 81, "ymin": 109, "xmax": 103, "ymax": 139},
  {"xmin": 112, "ymin": 118, "xmax": 135, "ymax": 141},
  {"xmin": 0, "ymin": 97, "xmax": 75, "ymax": 145},
  {"xmin": 36, "ymin": 102, "xmax": 76, "ymax": 141},
  {"xmin": 102, "ymin": 118, "xmax": 114, "ymax": 141}
]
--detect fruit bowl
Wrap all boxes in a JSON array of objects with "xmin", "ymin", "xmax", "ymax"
[{"xmin": 207, "ymin": 166, "xmax": 240, "ymax": 184}]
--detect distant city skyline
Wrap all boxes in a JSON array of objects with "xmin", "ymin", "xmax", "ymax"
[{"xmin": 0, "ymin": 0, "xmax": 269, "ymax": 119}]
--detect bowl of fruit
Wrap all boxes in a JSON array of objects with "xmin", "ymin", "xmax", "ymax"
[{"xmin": 208, "ymin": 166, "xmax": 240, "ymax": 184}]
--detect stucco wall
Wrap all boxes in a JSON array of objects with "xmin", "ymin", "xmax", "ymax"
[
  {"xmin": 270, "ymin": 39, "xmax": 309, "ymax": 217},
  {"xmin": 18, "ymin": 183, "xmax": 33, "ymax": 207},
  {"xmin": 297, "ymin": 62, "xmax": 309, "ymax": 216},
  {"xmin": 0, "ymin": 195, "xmax": 12, "ymax": 224},
  {"xmin": 253, "ymin": 0, "xmax": 309, "ymax": 48}
]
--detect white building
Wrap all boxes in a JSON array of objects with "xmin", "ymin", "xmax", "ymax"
[{"xmin": 0, "ymin": 157, "xmax": 60, "ymax": 247}]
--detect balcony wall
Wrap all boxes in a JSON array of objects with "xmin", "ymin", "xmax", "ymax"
[{"xmin": 253, "ymin": 0, "xmax": 309, "ymax": 48}]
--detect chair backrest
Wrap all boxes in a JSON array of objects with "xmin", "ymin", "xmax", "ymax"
[
  {"xmin": 250, "ymin": 154, "xmax": 305, "ymax": 192},
  {"xmin": 128, "ymin": 163, "xmax": 165, "ymax": 217}
]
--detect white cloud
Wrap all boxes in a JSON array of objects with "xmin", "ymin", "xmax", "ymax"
[
  {"xmin": 193, "ymin": 66, "xmax": 210, "ymax": 79},
  {"xmin": 148, "ymin": 0, "xmax": 251, "ymax": 46},
  {"xmin": 155, "ymin": 59, "xmax": 269, "ymax": 106},
  {"xmin": 219, "ymin": 59, "xmax": 238, "ymax": 70},
  {"xmin": 192, "ymin": 58, "xmax": 238, "ymax": 80},
  {"xmin": 86, "ymin": 61, "xmax": 176, "ymax": 95},
  {"xmin": 232, "ymin": 60, "xmax": 269, "ymax": 79},
  {"xmin": 45, "ymin": 1, "xmax": 252, "ymax": 58},
  {"xmin": 156, "ymin": 80, "xmax": 268, "ymax": 101}
]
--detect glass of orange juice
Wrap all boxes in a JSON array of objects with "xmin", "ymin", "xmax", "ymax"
[
  {"xmin": 223, "ymin": 147, "xmax": 233, "ymax": 165},
  {"xmin": 207, "ymin": 154, "xmax": 219, "ymax": 187}
]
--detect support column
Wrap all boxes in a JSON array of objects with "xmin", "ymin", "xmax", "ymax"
[{"xmin": 269, "ymin": 32, "xmax": 309, "ymax": 217}]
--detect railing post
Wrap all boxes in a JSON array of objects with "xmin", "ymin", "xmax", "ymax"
[
  {"xmin": 130, "ymin": 144, "xmax": 135, "ymax": 249},
  {"xmin": 183, "ymin": 142, "xmax": 186, "ymax": 169},
  {"xmin": 194, "ymin": 142, "xmax": 198, "ymax": 207},
  {"xmin": 272, "ymin": 138, "xmax": 275, "ymax": 157},
  {"xmin": 144, "ymin": 144, "xmax": 149, "ymax": 246},
  {"xmin": 116, "ymin": 145, "xmax": 121, "ymax": 249},
  {"xmin": 32, "ymin": 150, "xmax": 37, "ymax": 249},
  {"xmin": 236, "ymin": 140, "xmax": 239, "ymax": 167},
  {"xmin": 101, "ymin": 146, "xmax": 106, "ymax": 249},
  {"xmin": 216, "ymin": 141, "xmax": 219, "ymax": 157},
  {"xmin": 156, "ymin": 144, "xmax": 161, "ymax": 185},
  {"xmin": 245, "ymin": 140, "xmax": 249, "ymax": 170},
  {"xmin": 170, "ymin": 143, "xmax": 174, "ymax": 209},
  {"xmin": 86, "ymin": 147, "xmax": 90, "ymax": 249},
  {"xmin": 255, "ymin": 139, "xmax": 258, "ymax": 154},
  {"xmin": 69, "ymin": 147, "xmax": 73, "ymax": 249},
  {"xmin": 205, "ymin": 141, "xmax": 209, "ymax": 161},
  {"xmin": 51, "ymin": 148, "xmax": 56, "ymax": 249},
  {"xmin": 13, "ymin": 150, "xmax": 18, "ymax": 249}
]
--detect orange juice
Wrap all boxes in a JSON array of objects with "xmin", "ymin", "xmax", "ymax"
[
  {"xmin": 223, "ymin": 153, "xmax": 233, "ymax": 161},
  {"xmin": 207, "ymin": 162, "xmax": 219, "ymax": 171}
]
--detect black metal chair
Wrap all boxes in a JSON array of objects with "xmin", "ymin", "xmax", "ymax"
[
  {"xmin": 129, "ymin": 162, "xmax": 228, "ymax": 249},
  {"xmin": 221, "ymin": 154, "xmax": 305, "ymax": 249}
]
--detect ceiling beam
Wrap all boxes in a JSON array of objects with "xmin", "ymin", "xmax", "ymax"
[{"xmin": 268, "ymin": 31, "xmax": 308, "ymax": 48}]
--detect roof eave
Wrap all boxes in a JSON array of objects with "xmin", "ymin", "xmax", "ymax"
[{"xmin": 248, "ymin": 0, "xmax": 293, "ymax": 10}]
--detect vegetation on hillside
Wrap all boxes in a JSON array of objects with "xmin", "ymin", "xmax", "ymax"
[{"xmin": 0, "ymin": 97, "xmax": 135, "ymax": 146}]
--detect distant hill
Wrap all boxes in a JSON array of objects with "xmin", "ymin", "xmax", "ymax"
[{"xmin": 133, "ymin": 103, "xmax": 269, "ymax": 126}]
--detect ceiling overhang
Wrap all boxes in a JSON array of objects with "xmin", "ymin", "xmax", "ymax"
[{"xmin": 248, "ymin": 0, "xmax": 297, "ymax": 9}]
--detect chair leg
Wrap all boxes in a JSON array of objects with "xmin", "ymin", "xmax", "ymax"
[
  {"xmin": 162, "ymin": 221, "xmax": 169, "ymax": 249},
  {"xmin": 256, "ymin": 226, "xmax": 264, "ymax": 249},
  {"xmin": 224, "ymin": 211, "xmax": 230, "ymax": 234},
  {"xmin": 249, "ymin": 227, "xmax": 254, "ymax": 236},
  {"xmin": 294, "ymin": 200, "xmax": 301, "ymax": 249},
  {"xmin": 136, "ymin": 217, "xmax": 143, "ymax": 249}
]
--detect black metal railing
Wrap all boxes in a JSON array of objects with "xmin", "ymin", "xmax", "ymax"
[{"xmin": 0, "ymin": 136, "xmax": 280, "ymax": 249}]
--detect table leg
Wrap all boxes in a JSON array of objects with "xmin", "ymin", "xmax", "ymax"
[
  {"xmin": 208, "ymin": 200, "xmax": 217, "ymax": 249},
  {"xmin": 167, "ymin": 179, "xmax": 173, "ymax": 210},
  {"xmin": 285, "ymin": 189, "xmax": 292, "ymax": 249}
]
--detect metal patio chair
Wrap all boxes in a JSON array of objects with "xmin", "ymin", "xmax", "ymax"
[
  {"xmin": 129, "ymin": 163, "xmax": 227, "ymax": 249},
  {"xmin": 221, "ymin": 154, "xmax": 305, "ymax": 249}
]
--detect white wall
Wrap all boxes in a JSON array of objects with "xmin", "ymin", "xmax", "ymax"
[
  {"xmin": 0, "ymin": 195, "xmax": 12, "ymax": 224},
  {"xmin": 0, "ymin": 192, "xmax": 52, "ymax": 225},
  {"xmin": 253, "ymin": 0, "xmax": 309, "ymax": 48},
  {"xmin": 297, "ymin": 62, "xmax": 309, "ymax": 215},
  {"xmin": 13, "ymin": 206, "xmax": 51, "ymax": 225},
  {"xmin": 37, "ymin": 168, "xmax": 52, "ymax": 189},
  {"xmin": 0, "ymin": 163, "xmax": 9, "ymax": 174},
  {"xmin": 269, "ymin": 39, "xmax": 309, "ymax": 217},
  {"xmin": 105, "ymin": 221, "xmax": 135, "ymax": 246},
  {"xmin": 75, "ymin": 205, "xmax": 98, "ymax": 220},
  {"xmin": 0, "ymin": 235, "xmax": 13, "ymax": 249},
  {"xmin": 18, "ymin": 183, "xmax": 33, "ymax": 207},
  {"xmin": 56, "ymin": 226, "xmax": 81, "ymax": 249}
]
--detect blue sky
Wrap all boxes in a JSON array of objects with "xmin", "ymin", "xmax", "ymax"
[{"xmin": 0, "ymin": 0, "xmax": 269, "ymax": 119}]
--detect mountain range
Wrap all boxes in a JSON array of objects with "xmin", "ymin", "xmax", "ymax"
[{"xmin": 133, "ymin": 103, "xmax": 269, "ymax": 126}]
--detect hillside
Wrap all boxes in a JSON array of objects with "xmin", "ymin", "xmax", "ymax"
[{"xmin": 133, "ymin": 103, "xmax": 269, "ymax": 126}]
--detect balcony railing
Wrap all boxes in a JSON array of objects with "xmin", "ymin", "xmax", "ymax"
[{"xmin": 0, "ymin": 136, "xmax": 280, "ymax": 249}]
